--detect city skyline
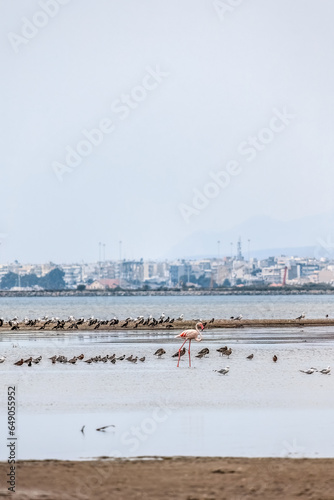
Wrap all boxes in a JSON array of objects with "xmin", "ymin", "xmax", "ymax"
[{"xmin": 1, "ymin": 251, "xmax": 333, "ymax": 291}]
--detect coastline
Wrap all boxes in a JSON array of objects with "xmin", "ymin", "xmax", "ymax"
[
  {"xmin": 2, "ymin": 317, "xmax": 334, "ymax": 331},
  {"xmin": 0, "ymin": 288, "xmax": 334, "ymax": 297},
  {"xmin": 1, "ymin": 457, "xmax": 332, "ymax": 499}
]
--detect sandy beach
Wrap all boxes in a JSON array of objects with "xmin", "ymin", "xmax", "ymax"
[{"xmin": 1, "ymin": 457, "xmax": 334, "ymax": 499}]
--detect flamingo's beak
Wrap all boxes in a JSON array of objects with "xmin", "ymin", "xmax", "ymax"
[{"xmin": 201, "ymin": 324, "xmax": 204, "ymax": 330}]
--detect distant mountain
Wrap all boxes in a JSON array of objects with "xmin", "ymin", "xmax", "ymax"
[{"xmin": 167, "ymin": 212, "xmax": 334, "ymax": 260}]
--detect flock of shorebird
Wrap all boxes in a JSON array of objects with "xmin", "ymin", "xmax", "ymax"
[
  {"xmin": 0, "ymin": 347, "xmax": 329, "ymax": 375},
  {"xmin": 0, "ymin": 311, "xmax": 312, "ymax": 331},
  {"xmin": 0, "ymin": 311, "xmax": 330, "ymax": 374},
  {"xmin": 0, "ymin": 313, "xmax": 191, "ymax": 330}
]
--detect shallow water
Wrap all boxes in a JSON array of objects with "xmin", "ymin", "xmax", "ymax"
[
  {"xmin": 1, "ymin": 328, "xmax": 334, "ymax": 460},
  {"xmin": 2, "ymin": 408, "xmax": 334, "ymax": 460}
]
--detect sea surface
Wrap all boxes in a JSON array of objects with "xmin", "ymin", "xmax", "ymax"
[{"xmin": 0, "ymin": 294, "xmax": 334, "ymax": 320}]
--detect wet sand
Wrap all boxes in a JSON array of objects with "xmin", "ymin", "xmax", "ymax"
[
  {"xmin": 1, "ymin": 457, "xmax": 333, "ymax": 499},
  {"xmin": 3, "ymin": 317, "xmax": 334, "ymax": 332}
]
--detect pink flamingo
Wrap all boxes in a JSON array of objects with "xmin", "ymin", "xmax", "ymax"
[{"xmin": 175, "ymin": 322, "xmax": 204, "ymax": 367}]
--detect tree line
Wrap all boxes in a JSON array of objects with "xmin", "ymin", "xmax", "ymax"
[{"xmin": 0, "ymin": 268, "xmax": 66, "ymax": 290}]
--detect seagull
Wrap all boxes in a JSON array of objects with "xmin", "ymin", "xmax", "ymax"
[
  {"xmin": 299, "ymin": 368, "xmax": 316, "ymax": 374},
  {"xmin": 235, "ymin": 314, "xmax": 243, "ymax": 320},
  {"xmin": 81, "ymin": 425, "xmax": 85, "ymax": 434},
  {"xmin": 176, "ymin": 314, "xmax": 184, "ymax": 321},
  {"xmin": 215, "ymin": 366, "xmax": 229, "ymax": 375},
  {"xmin": 319, "ymin": 366, "xmax": 331, "ymax": 375},
  {"xmin": 296, "ymin": 312, "xmax": 305, "ymax": 320},
  {"xmin": 246, "ymin": 354, "xmax": 254, "ymax": 360},
  {"xmin": 273, "ymin": 355, "xmax": 278, "ymax": 362},
  {"xmin": 0, "ymin": 356, "xmax": 5, "ymax": 363}
]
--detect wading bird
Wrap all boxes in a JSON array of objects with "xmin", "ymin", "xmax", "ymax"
[
  {"xmin": 197, "ymin": 347, "xmax": 209, "ymax": 356},
  {"xmin": 214, "ymin": 366, "xmax": 229, "ymax": 375},
  {"xmin": 300, "ymin": 367, "xmax": 316, "ymax": 374},
  {"xmin": 175, "ymin": 322, "xmax": 204, "ymax": 367},
  {"xmin": 172, "ymin": 347, "xmax": 186, "ymax": 359},
  {"xmin": 154, "ymin": 348, "xmax": 166, "ymax": 358}
]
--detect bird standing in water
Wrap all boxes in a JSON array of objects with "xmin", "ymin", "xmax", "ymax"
[
  {"xmin": 172, "ymin": 347, "xmax": 186, "ymax": 358},
  {"xmin": 175, "ymin": 322, "xmax": 204, "ymax": 367},
  {"xmin": 319, "ymin": 366, "xmax": 330, "ymax": 375},
  {"xmin": 215, "ymin": 366, "xmax": 230, "ymax": 375},
  {"xmin": 299, "ymin": 367, "xmax": 316, "ymax": 374}
]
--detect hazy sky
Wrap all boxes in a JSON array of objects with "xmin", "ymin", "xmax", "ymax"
[{"xmin": 2, "ymin": 0, "xmax": 334, "ymax": 263}]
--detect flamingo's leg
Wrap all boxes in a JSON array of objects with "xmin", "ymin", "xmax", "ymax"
[
  {"xmin": 188, "ymin": 339, "xmax": 191, "ymax": 367},
  {"xmin": 177, "ymin": 338, "xmax": 187, "ymax": 367}
]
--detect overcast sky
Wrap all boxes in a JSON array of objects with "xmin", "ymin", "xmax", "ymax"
[{"xmin": 1, "ymin": 0, "xmax": 334, "ymax": 263}]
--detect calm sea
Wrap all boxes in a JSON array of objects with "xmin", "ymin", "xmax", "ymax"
[{"xmin": 0, "ymin": 294, "xmax": 333, "ymax": 320}]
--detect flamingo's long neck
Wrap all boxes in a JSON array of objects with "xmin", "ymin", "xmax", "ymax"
[{"xmin": 196, "ymin": 324, "xmax": 202, "ymax": 341}]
